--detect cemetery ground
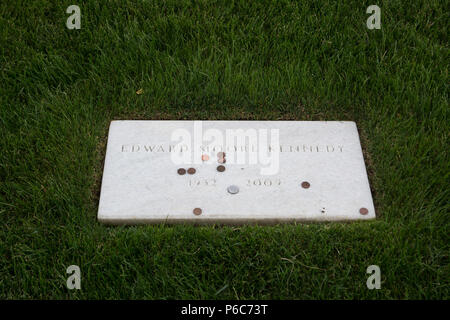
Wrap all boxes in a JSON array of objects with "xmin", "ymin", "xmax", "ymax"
[{"xmin": 0, "ymin": 1, "xmax": 448, "ymax": 299}]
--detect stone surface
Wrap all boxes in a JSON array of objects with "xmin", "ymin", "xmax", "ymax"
[{"xmin": 98, "ymin": 120, "xmax": 375, "ymax": 224}]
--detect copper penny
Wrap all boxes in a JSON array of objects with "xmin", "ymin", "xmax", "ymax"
[
  {"xmin": 359, "ymin": 207, "xmax": 369, "ymax": 215},
  {"xmin": 193, "ymin": 208, "xmax": 202, "ymax": 215},
  {"xmin": 217, "ymin": 165, "xmax": 225, "ymax": 172},
  {"xmin": 201, "ymin": 154, "xmax": 210, "ymax": 161},
  {"xmin": 187, "ymin": 168, "xmax": 196, "ymax": 174},
  {"xmin": 301, "ymin": 181, "xmax": 310, "ymax": 189},
  {"xmin": 177, "ymin": 168, "xmax": 186, "ymax": 175}
]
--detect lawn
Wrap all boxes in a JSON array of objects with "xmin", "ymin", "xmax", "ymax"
[{"xmin": 0, "ymin": 0, "xmax": 448, "ymax": 299}]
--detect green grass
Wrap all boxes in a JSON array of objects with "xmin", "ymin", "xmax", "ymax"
[{"xmin": 0, "ymin": 0, "xmax": 448, "ymax": 299}]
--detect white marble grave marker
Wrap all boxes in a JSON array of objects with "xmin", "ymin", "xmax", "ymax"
[{"xmin": 98, "ymin": 120, "xmax": 375, "ymax": 224}]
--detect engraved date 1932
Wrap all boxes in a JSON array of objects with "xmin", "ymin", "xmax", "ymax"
[{"xmin": 188, "ymin": 179, "xmax": 216, "ymax": 187}]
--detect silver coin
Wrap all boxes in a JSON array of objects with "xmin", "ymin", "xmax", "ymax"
[{"xmin": 227, "ymin": 185, "xmax": 239, "ymax": 194}]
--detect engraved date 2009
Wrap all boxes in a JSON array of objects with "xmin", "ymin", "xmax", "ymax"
[{"xmin": 246, "ymin": 179, "xmax": 281, "ymax": 186}]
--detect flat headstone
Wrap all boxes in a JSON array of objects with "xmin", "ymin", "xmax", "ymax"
[{"xmin": 98, "ymin": 120, "xmax": 375, "ymax": 224}]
